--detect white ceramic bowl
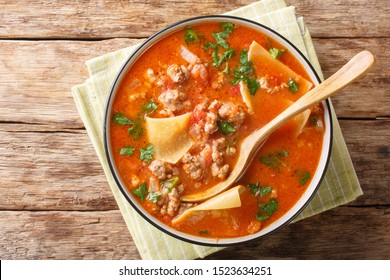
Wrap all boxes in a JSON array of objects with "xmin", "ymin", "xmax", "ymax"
[{"xmin": 104, "ymin": 15, "xmax": 332, "ymax": 246}]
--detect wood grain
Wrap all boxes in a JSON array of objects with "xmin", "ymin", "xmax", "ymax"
[
  {"xmin": 0, "ymin": 38, "xmax": 388, "ymax": 130},
  {"xmin": 0, "ymin": 0, "xmax": 388, "ymax": 39},
  {"xmin": 0, "ymin": 207, "xmax": 388, "ymax": 259}
]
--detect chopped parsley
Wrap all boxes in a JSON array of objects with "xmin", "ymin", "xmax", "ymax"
[
  {"xmin": 256, "ymin": 198, "xmax": 278, "ymax": 222},
  {"xmin": 119, "ymin": 145, "xmax": 135, "ymax": 156},
  {"xmin": 295, "ymin": 169, "xmax": 311, "ymax": 186},
  {"xmin": 147, "ymin": 191, "xmax": 161, "ymax": 203},
  {"xmin": 142, "ymin": 100, "xmax": 158, "ymax": 114},
  {"xmin": 113, "ymin": 112, "xmax": 133, "ymax": 125},
  {"xmin": 248, "ymin": 182, "xmax": 272, "ymax": 197},
  {"xmin": 113, "ymin": 112, "xmax": 144, "ymax": 140},
  {"xmin": 184, "ymin": 26, "xmax": 203, "ymax": 45},
  {"xmin": 231, "ymin": 49, "xmax": 259, "ymax": 95},
  {"xmin": 160, "ymin": 177, "xmax": 179, "ymax": 192},
  {"xmin": 218, "ymin": 120, "xmax": 235, "ymax": 135},
  {"xmin": 310, "ymin": 116, "xmax": 318, "ymax": 126},
  {"xmin": 139, "ymin": 144, "xmax": 155, "ymax": 164},
  {"xmin": 199, "ymin": 229, "xmax": 209, "ymax": 236},
  {"xmin": 133, "ymin": 182, "xmax": 147, "ymax": 201},
  {"xmin": 288, "ymin": 77, "xmax": 299, "ymax": 93},
  {"xmin": 269, "ymin": 48, "xmax": 285, "ymax": 59},
  {"xmin": 259, "ymin": 149, "xmax": 289, "ymax": 172},
  {"xmin": 128, "ymin": 118, "xmax": 144, "ymax": 140}
]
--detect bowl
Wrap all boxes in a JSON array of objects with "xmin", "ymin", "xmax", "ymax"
[{"xmin": 104, "ymin": 15, "xmax": 332, "ymax": 246}]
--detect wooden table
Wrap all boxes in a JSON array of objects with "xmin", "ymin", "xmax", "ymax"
[{"xmin": 1, "ymin": 0, "xmax": 389, "ymax": 260}]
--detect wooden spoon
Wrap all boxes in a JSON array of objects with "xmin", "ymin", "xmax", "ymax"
[{"xmin": 181, "ymin": 50, "xmax": 375, "ymax": 202}]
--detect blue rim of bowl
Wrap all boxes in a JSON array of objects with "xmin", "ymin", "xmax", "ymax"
[{"xmin": 104, "ymin": 15, "xmax": 333, "ymax": 247}]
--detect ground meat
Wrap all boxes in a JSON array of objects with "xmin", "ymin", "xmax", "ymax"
[
  {"xmin": 158, "ymin": 89, "xmax": 187, "ymax": 112},
  {"xmin": 182, "ymin": 153, "xmax": 205, "ymax": 180},
  {"xmin": 148, "ymin": 160, "xmax": 177, "ymax": 180},
  {"xmin": 211, "ymin": 138, "xmax": 226, "ymax": 164},
  {"xmin": 166, "ymin": 188, "xmax": 181, "ymax": 216},
  {"xmin": 211, "ymin": 162, "xmax": 229, "ymax": 179},
  {"xmin": 167, "ymin": 64, "xmax": 190, "ymax": 83},
  {"xmin": 204, "ymin": 111, "xmax": 218, "ymax": 134},
  {"xmin": 218, "ymin": 101, "xmax": 246, "ymax": 128}
]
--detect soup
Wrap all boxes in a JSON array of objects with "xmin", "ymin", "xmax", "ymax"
[{"xmin": 109, "ymin": 22, "xmax": 325, "ymax": 238}]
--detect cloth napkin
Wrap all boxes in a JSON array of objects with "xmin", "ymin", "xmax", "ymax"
[{"xmin": 71, "ymin": 0, "xmax": 363, "ymax": 260}]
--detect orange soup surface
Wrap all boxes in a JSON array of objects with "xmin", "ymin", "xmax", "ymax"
[{"xmin": 110, "ymin": 22, "xmax": 325, "ymax": 238}]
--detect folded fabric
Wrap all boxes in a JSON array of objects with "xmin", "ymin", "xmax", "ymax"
[{"xmin": 71, "ymin": 0, "xmax": 362, "ymax": 260}]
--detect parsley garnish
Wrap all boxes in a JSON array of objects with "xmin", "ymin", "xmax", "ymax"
[
  {"xmin": 133, "ymin": 182, "xmax": 147, "ymax": 201},
  {"xmin": 147, "ymin": 191, "xmax": 161, "ymax": 203},
  {"xmin": 142, "ymin": 100, "xmax": 158, "ymax": 114},
  {"xmin": 256, "ymin": 198, "xmax": 278, "ymax": 222},
  {"xmin": 113, "ymin": 112, "xmax": 133, "ymax": 125},
  {"xmin": 204, "ymin": 22, "xmax": 236, "ymax": 69},
  {"xmin": 248, "ymin": 182, "xmax": 272, "ymax": 197},
  {"xmin": 139, "ymin": 144, "xmax": 155, "ymax": 164},
  {"xmin": 160, "ymin": 177, "xmax": 179, "ymax": 192},
  {"xmin": 184, "ymin": 26, "xmax": 202, "ymax": 45},
  {"xmin": 310, "ymin": 116, "xmax": 318, "ymax": 126},
  {"xmin": 259, "ymin": 149, "xmax": 289, "ymax": 172},
  {"xmin": 231, "ymin": 49, "xmax": 259, "ymax": 95},
  {"xmin": 218, "ymin": 121, "xmax": 235, "ymax": 135},
  {"xmin": 128, "ymin": 118, "xmax": 143, "ymax": 140},
  {"xmin": 295, "ymin": 170, "xmax": 311, "ymax": 186},
  {"xmin": 199, "ymin": 229, "xmax": 209, "ymax": 236},
  {"xmin": 119, "ymin": 145, "xmax": 135, "ymax": 156},
  {"xmin": 113, "ymin": 112, "xmax": 144, "ymax": 140},
  {"xmin": 269, "ymin": 48, "xmax": 285, "ymax": 59},
  {"xmin": 288, "ymin": 78, "xmax": 299, "ymax": 93}
]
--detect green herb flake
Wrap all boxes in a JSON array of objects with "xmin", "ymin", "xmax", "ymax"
[
  {"xmin": 160, "ymin": 177, "xmax": 179, "ymax": 192},
  {"xmin": 142, "ymin": 100, "xmax": 158, "ymax": 114},
  {"xmin": 248, "ymin": 182, "xmax": 260, "ymax": 195},
  {"xmin": 230, "ymin": 49, "xmax": 259, "ymax": 96},
  {"xmin": 113, "ymin": 112, "xmax": 133, "ymax": 125},
  {"xmin": 288, "ymin": 78, "xmax": 299, "ymax": 93},
  {"xmin": 221, "ymin": 22, "xmax": 234, "ymax": 33},
  {"xmin": 259, "ymin": 149, "xmax": 289, "ymax": 172},
  {"xmin": 295, "ymin": 170, "xmax": 311, "ymax": 186},
  {"xmin": 218, "ymin": 121, "xmax": 235, "ymax": 135},
  {"xmin": 184, "ymin": 26, "xmax": 202, "ymax": 45},
  {"xmin": 247, "ymin": 78, "xmax": 260, "ymax": 96},
  {"xmin": 139, "ymin": 144, "xmax": 155, "ymax": 164},
  {"xmin": 133, "ymin": 182, "xmax": 147, "ymax": 201},
  {"xmin": 128, "ymin": 119, "xmax": 144, "ymax": 140},
  {"xmin": 256, "ymin": 198, "xmax": 278, "ymax": 222},
  {"xmin": 310, "ymin": 116, "xmax": 318, "ymax": 126},
  {"xmin": 248, "ymin": 182, "xmax": 272, "ymax": 197},
  {"xmin": 212, "ymin": 31, "xmax": 230, "ymax": 49},
  {"xmin": 147, "ymin": 191, "xmax": 161, "ymax": 203},
  {"xmin": 119, "ymin": 145, "xmax": 135, "ymax": 156},
  {"xmin": 199, "ymin": 229, "xmax": 209, "ymax": 236},
  {"xmin": 269, "ymin": 48, "xmax": 285, "ymax": 59}
]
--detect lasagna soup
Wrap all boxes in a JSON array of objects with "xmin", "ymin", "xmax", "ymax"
[{"xmin": 110, "ymin": 22, "xmax": 325, "ymax": 238}]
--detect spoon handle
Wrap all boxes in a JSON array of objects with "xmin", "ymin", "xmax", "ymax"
[{"xmin": 243, "ymin": 50, "xmax": 375, "ymax": 153}]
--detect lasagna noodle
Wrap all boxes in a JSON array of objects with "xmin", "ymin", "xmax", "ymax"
[{"xmin": 146, "ymin": 113, "xmax": 193, "ymax": 164}]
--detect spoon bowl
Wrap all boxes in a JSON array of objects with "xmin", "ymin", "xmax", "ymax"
[{"xmin": 181, "ymin": 50, "xmax": 375, "ymax": 202}]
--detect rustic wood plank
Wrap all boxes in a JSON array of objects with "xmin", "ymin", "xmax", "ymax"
[
  {"xmin": 0, "ymin": 119, "xmax": 388, "ymax": 211},
  {"xmin": 288, "ymin": 0, "xmax": 390, "ymax": 38},
  {"xmin": 0, "ymin": 0, "xmax": 388, "ymax": 39},
  {"xmin": 206, "ymin": 206, "xmax": 390, "ymax": 259},
  {"xmin": 0, "ymin": 125, "xmax": 118, "ymax": 211},
  {"xmin": 0, "ymin": 207, "xmax": 388, "ymax": 259},
  {"xmin": 0, "ymin": 38, "xmax": 143, "ymax": 128},
  {"xmin": 313, "ymin": 38, "xmax": 390, "ymax": 118},
  {"xmin": 0, "ymin": 210, "xmax": 140, "ymax": 259},
  {"xmin": 0, "ymin": 38, "xmax": 388, "ymax": 129}
]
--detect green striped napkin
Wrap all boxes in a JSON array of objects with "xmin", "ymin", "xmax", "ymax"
[{"xmin": 71, "ymin": 0, "xmax": 362, "ymax": 260}]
